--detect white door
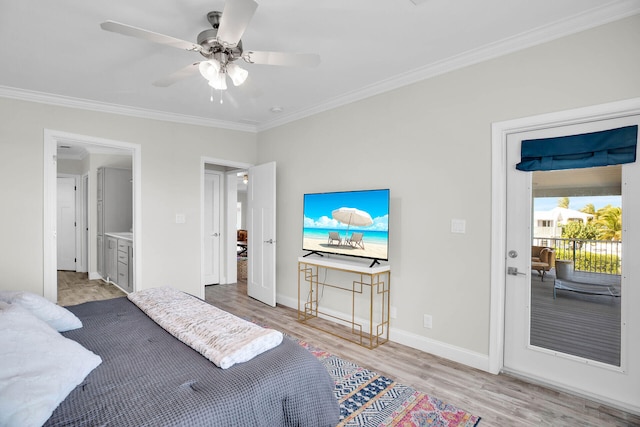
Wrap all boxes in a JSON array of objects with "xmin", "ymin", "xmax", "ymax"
[
  {"xmin": 203, "ymin": 171, "xmax": 222, "ymax": 285},
  {"xmin": 57, "ymin": 176, "xmax": 76, "ymax": 271},
  {"xmin": 247, "ymin": 162, "xmax": 276, "ymax": 306},
  {"xmin": 503, "ymin": 116, "xmax": 640, "ymax": 410}
]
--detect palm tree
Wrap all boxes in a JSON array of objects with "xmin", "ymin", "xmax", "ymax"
[
  {"xmin": 558, "ymin": 197, "xmax": 570, "ymax": 208},
  {"xmin": 581, "ymin": 203, "xmax": 595, "ymax": 216},
  {"xmin": 596, "ymin": 205, "xmax": 622, "ymax": 240}
]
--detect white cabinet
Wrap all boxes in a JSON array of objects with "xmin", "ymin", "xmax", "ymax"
[
  {"xmin": 117, "ymin": 238, "xmax": 134, "ymax": 293},
  {"xmin": 106, "ymin": 236, "xmax": 118, "ymax": 283},
  {"xmin": 106, "ymin": 233, "xmax": 134, "ymax": 293},
  {"xmin": 97, "ymin": 234, "xmax": 103, "ymax": 276},
  {"xmin": 97, "ymin": 167, "xmax": 132, "ymax": 279}
]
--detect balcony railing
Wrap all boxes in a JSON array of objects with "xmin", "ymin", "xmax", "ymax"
[{"xmin": 532, "ymin": 237, "xmax": 622, "ymax": 275}]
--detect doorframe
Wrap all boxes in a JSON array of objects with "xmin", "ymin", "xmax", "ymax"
[
  {"xmin": 200, "ymin": 157, "xmax": 252, "ymax": 294},
  {"xmin": 490, "ymin": 97, "xmax": 640, "ymax": 376},
  {"xmin": 43, "ymin": 129, "xmax": 141, "ymax": 302}
]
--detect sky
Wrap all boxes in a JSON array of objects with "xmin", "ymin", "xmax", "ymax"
[
  {"xmin": 534, "ymin": 195, "xmax": 622, "ymax": 212},
  {"xmin": 303, "ymin": 189, "xmax": 389, "ymax": 230}
]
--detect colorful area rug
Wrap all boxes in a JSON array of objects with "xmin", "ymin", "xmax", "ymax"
[{"xmin": 294, "ymin": 338, "xmax": 481, "ymax": 427}]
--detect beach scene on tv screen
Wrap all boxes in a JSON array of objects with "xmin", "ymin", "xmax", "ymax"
[{"xmin": 303, "ymin": 189, "xmax": 389, "ymax": 260}]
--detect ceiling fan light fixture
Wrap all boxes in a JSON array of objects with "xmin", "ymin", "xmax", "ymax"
[
  {"xmin": 199, "ymin": 59, "xmax": 221, "ymax": 81},
  {"xmin": 226, "ymin": 63, "xmax": 248, "ymax": 86},
  {"xmin": 207, "ymin": 71, "xmax": 228, "ymax": 90}
]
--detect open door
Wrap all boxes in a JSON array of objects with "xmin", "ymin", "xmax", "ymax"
[{"xmin": 247, "ymin": 162, "xmax": 276, "ymax": 306}]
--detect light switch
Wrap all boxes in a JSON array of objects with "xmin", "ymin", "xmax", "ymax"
[
  {"xmin": 451, "ymin": 219, "xmax": 466, "ymax": 234},
  {"xmin": 175, "ymin": 214, "xmax": 186, "ymax": 224}
]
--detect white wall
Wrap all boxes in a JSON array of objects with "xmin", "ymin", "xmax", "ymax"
[
  {"xmin": 257, "ymin": 15, "xmax": 640, "ymax": 359},
  {"xmin": 237, "ymin": 190, "xmax": 247, "ymax": 229},
  {"xmin": 0, "ymin": 99, "xmax": 256, "ymax": 298},
  {"xmin": 57, "ymin": 158, "xmax": 84, "ymax": 175}
]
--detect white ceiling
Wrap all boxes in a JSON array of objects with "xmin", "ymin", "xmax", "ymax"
[
  {"xmin": 1, "ymin": 0, "xmax": 638, "ymax": 132},
  {"xmin": 533, "ymin": 165, "xmax": 622, "ymax": 197}
]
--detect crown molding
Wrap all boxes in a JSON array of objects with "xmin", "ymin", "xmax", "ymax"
[
  {"xmin": 1, "ymin": 2, "xmax": 638, "ymax": 134},
  {"xmin": 0, "ymin": 86, "xmax": 257, "ymax": 133},
  {"xmin": 258, "ymin": 2, "xmax": 640, "ymax": 131}
]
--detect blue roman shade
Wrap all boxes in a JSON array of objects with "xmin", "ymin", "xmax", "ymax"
[{"xmin": 516, "ymin": 125, "xmax": 638, "ymax": 172}]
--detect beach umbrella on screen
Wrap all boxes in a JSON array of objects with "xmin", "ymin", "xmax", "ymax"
[{"xmin": 331, "ymin": 207, "xmax": 373, "ymax": 231}]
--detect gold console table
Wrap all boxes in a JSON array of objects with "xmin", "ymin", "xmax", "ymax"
[{"xmin": 297, "ymin": 257, "xmax": 390, "ymax": 349}]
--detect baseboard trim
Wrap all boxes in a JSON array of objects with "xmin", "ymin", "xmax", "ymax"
[
  {"xmin": 277, "ymin": 293, "xmax": 490, "ymax": 372},
  {"xmin": 88, "ymin": 272, "xmax": 102, "ymax": 281},
  {"xmin": 389, "ymin": 328, "xmax": 489, "ymax": 372}
]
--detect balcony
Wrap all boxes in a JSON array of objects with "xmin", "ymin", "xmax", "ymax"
[
  {"xmin": 532, "ymin": 236, "xmax": 621, "ymax": 275},
  {"xmin": 529, "ymin": 236, "xmax": 622, "ymax": 367}
]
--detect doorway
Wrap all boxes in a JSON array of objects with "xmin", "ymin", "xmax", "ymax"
[
  {"xmin": 43, "ymin": 130, "xmax": 140, "ymax": 303},
  {"xmin": 200, "ymin": 158, "xmax": 277, "ymax": 307},
  {"xmin": 490, "ymin": 99, "xmax": 640, "ymax": 412},
  {"xmin": 201, "ymin": 157, "xmax": 252, "ymax": 291},
  {"xmin": 56, "ymin": 172, "xmax": 89, "ymax": 274}
]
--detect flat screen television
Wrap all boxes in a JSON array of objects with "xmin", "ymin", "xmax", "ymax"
[{"xmin": 302, "ymin": 189, "xmax": 389, "ymax": 266}]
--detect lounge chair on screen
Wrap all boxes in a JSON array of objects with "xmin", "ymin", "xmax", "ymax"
[
  {"xmin": 346, "ymin": 232, "xmax": 364, "ymax": 249},
  {"xmin": 328, "ymin": 231, "xmax": 341, "ymax": 246}
]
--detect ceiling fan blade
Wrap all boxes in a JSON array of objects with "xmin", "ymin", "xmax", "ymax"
[
  {"xmin": 152, "ymin": 62, "xmax": 201, "ymax": 87},
  {"xmin": 243, "ymin": 51, "xmax": 320, "ymax": 67},
  {"xmin": 216, "ymin": 0, "xmax": 258, "ymax": 47},
  {"xmin": 100, "ymin": 20, "xmax": 204, "ymax": 53}
]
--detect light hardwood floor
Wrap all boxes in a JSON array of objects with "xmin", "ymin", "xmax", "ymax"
[
  {"xmin": 57, "ymin": 271, "xmax": 126, "ymax": 306},
  {"xmin": 58, "ymin": 272, "xmax": 639, "ymax": 426},
  {"xmin": 205, "ymin": 282, "xmax": 639, "ymax": 427}
]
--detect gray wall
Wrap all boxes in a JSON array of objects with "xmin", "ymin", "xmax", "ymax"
[
  {"xmin": 0, "ymin": 100, "xmax": 256, "ymax": 299},
  {"xmin": 256, "ymin": 15, "xmax": 640, "ymax": 356}
]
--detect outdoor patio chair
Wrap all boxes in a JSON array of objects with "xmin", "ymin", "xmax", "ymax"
[
  {"xmin": 531, "ymin": 246, "xmax": 556, "ymax": 281},
  {"xmin": 328, "ymin": 231, "xmax": 342, "ymax": 246},
  {"xmin": 346, "ymin": 232, "xmax": 365, "ymax": 249}
]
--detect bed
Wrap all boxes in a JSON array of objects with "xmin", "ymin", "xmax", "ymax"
[{"xmin": 41, "ymin": 295, "xmax": 339, "ymax": 426}]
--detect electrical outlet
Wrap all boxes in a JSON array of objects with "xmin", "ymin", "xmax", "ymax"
[
  {"xmin": 175, "ymin": 213, "xmax": 186, "ymax": 224},
  {"xmin": 390, "ymin": 306, "xmax": 397, "ymax": 319},
  {"xmin": 423, "ymin": 314, "xmax": 433, "ymax": 329}
]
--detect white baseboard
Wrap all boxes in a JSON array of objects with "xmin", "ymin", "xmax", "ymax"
[
  {"xmin": 389, "ymin": 328, "xmax": 489, "ymax": 372},
  {"xmin": 277, "ymin": 293, "xmax": 490, "ymax": 372},
  {"xmin": 88, "ymin": 272, "xmax": 102, "ymax": 281}
]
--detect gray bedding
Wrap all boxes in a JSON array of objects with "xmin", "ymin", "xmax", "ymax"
[{"xmin": 45, "ymin": 297, "xmax": 339, "ymax": 427}]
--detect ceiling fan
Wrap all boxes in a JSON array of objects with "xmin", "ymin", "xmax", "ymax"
[{"xmin": 100, "ymin": 0, "xmax": 320, "ymax": 91}]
